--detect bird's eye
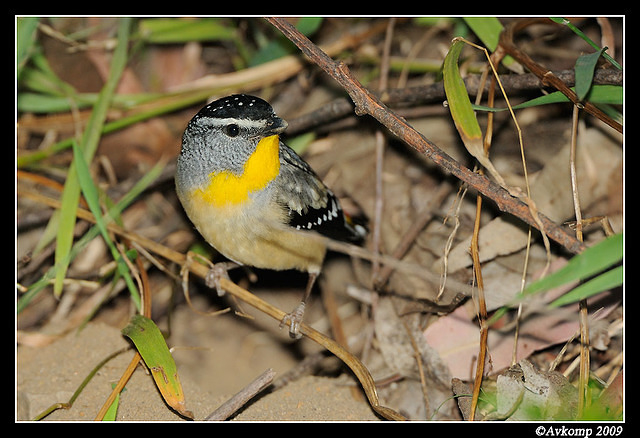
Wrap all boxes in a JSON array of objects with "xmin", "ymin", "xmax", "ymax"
[{"xmin": 224, "ymin": 124, "xmax": 240, "ymax": 137}]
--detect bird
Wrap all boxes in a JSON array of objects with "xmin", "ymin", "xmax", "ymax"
[{"xmin": 175, "ymin": 94, "xmax": 366, "ymax": 337}]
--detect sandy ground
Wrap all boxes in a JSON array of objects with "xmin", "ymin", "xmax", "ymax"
[{"xmin": 17, "ymin": 290, "xmax": 383, "ymax": 422}]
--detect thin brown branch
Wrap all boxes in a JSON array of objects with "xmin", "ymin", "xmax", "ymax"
[
  {"xmin": 266, "ymin": 17, "xmax": 586, "ymax": 256},
  {"xmin": 497, "ymin": 18, "xmax": 622, "ymax": 133},
  {"xmin": 285, "ymin": 68, "xmax": 621, "ymax": 136}
]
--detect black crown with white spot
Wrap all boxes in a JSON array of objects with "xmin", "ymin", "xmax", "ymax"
[{"xmin": 195, "ymin": 94, "xmax": 275, "ymax": 122}]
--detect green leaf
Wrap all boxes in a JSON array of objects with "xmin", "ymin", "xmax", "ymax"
[
  {"xmin": 550, "ymin": 264, "xmax": 622, "ymax": 307},
  {"xmin": 488, "ymin": 233, "xmax": 622, "ymax": 324},
  {"xmin": 102, "ymin": 384, "xmax": 122, "ymax": 421},
  {"xmin": 523, "ymin": 233, "xmax": 622, "ymax": 296},
  {"xmin": 464, "ymin": 17, "xmax": 502, "ymax": 50},
  {"xmin": 72, "ymin": 140, "xmax": 141, "ymax": 310},
  {"xmin": 443, "ymin": 38, "xmax": 483, "ymax": 143},
  {"xmin": 122, "ymin": 315, "xmax": 193, "ymax": 418},
  {"xmin": 575, "ymin": 48, "xmax": 605, "ymax": 101},
  {"xmin": 443, "ymin": 38, "xmax": 503, "ymax": 182},
  {"xmin": 463, "ymin": 17, "xmax": 520, "ymax": 72},
  {"xmin": 137, "ymin": 17, "xmax": 236, "ymax": 43}
]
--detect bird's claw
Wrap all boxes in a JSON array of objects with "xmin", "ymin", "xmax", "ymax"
[{"xmin": 280, "ymin": 302, "xmax": 306, "ymax": 339}]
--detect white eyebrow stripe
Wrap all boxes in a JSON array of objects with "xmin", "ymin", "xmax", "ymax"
[{"xmin": 196, "ymin": 117, "xmax": 269, "ymax": 130}]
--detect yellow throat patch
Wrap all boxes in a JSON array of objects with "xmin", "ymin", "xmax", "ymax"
[{"xmin": 194, "ymin": 134, "xmax": 280, "ymax": 207}]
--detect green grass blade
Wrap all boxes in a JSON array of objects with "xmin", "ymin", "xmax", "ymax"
[
  {"xmin": 102, "ymin": 384, "xmax": 122, "ymax": 421},
  {"xmin": 550, "ymin": 264, "xmax": 622, "ymax": 307},
  {"xmin": 72, "ymin": 140, "xmax": 141, "ymax": 310},
  {"xmin": 549, "ymin": 18, "xmax": 621, "ymax": 70},
  {"xmin": 523, "ymin": 233, "xmax": 622, "ymax": 296},
  {"xmin": 443, "ymin": 38, "xmax": 504, "ymax": 182},
  {"xmin": 136, "ymin": 17, "xmax": 236, "ymax": 43},
  {"xmin": 488, "ymin": 233, "xmax": 622, "ymax": 324},
  {"xmin": 52, "ymin": 18, "xmax": 132, "ymax": 297},
  {"xmin": 19, "ymin": 52, "xmax": 78, "ymax": 97},
  {"xmin": 16, "ymin": 17, "xmax": 41, "ymax": 79},
  {"xmin": 122, "ymin": 315, "xmax": 193, "ymax": 418},
  {"xmin": 17, "ymin": 159, "xmax": 165, "ymax": 314},
  {"xmin": 473, "ymin": 85, "xmax": 623, "ymax": 112}
]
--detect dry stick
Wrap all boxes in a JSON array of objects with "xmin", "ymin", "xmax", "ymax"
[
  {"xmin": 204, "ymin": 368, "xmax": 276, "ymax": 421},
  {"xmin": 467, "ymin": 72, "xmax": 494, "ymax": 422},
  {"xmin": 265, "ymin": 17, "xmax": 586, "ymax": 257}
]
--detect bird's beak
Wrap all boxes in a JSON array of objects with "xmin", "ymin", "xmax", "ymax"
[{"xmin": 266, "ymin": 115, "xmax": 288, "ymax": 135}]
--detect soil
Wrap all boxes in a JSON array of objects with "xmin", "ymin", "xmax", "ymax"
[{"xmin": 17, "ymin": 291, "xmax": 383, "ymax": 422}]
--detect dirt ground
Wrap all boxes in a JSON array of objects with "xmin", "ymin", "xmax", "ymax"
[{"xmin": 17, "ymin": 289, "xmax": 384, "ymax": 421}]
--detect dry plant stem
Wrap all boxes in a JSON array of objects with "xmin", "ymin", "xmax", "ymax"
[
  {"xmin": 372, "ymin": 130, "xmax": 386, "ymax": 282},
  {"xmin": 94, "ymin": 351, "xmax": 142, "ymax": 421},
  {"xmin": 469, "ymin": 193, "xmax": 489, "ymax": 421},
  {"xmin": 468, "ymin": 68, "xmax": 496, "ymax": 420},
  {"xmin": 371, "ymin": 18, "xmax": 394, "ymax": 282},
  {"xmin": 320, "ymin": 278, "xmax": 348, "ymax": 347},
  {"xmin": 481, "ymin": 50, "xmax": 538, "ymax": 369},
  {"xmin": 266, "ymin": 17, "xmax": 586, "ymax": 256},
  {"xmin": 569, "ymin": 105, "xmax": 591, "ymax": 416},
  {"xmin": 19, "ymin": 185, "xmax": 472, "ymax": 296},
  {"xmin": 204, "ymin": 368, "xmax": 276, "ymax": 421},
  {"xmin": 393, "ymin": 300, "xmax": 431, "ymax": 417},
  {"xmin": 498, "ymin": 18, "xmax": 622, "ymax": 134}
]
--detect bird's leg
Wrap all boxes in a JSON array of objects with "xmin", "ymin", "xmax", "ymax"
[
  {"xmin": 281, "ymin": 272, "xmax": 318, "ymax": 339},
  {"xmin": 205, "ymin": 261, "xmax": 240, "ymax": 296},
  {"xmin": 181, "ymin": 251, "xmax": 241, "ymax": 297}
]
